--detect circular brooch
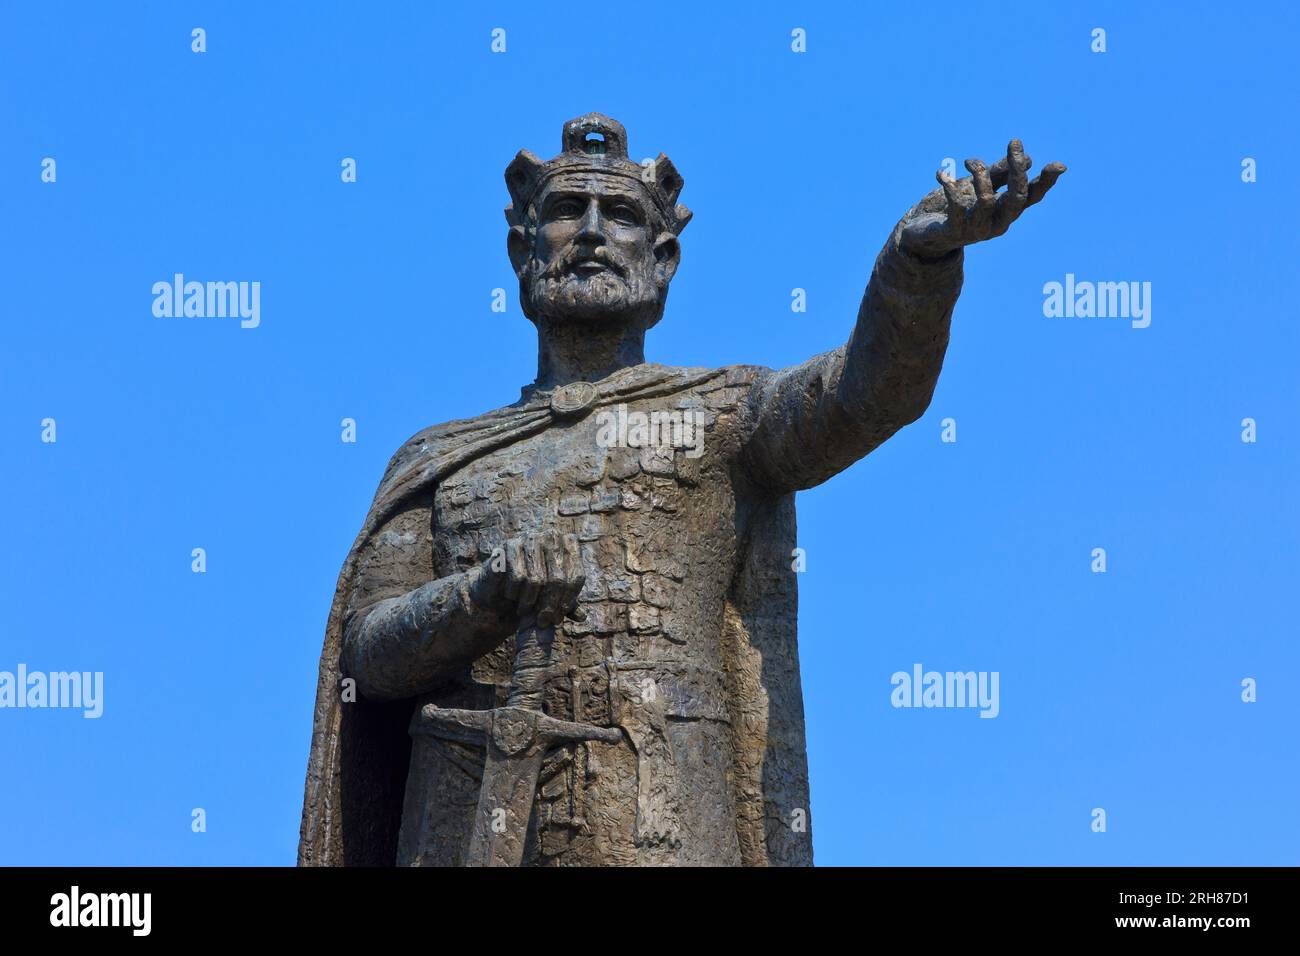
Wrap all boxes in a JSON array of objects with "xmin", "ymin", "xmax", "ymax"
[{"xmin": 549, "ymin": 381, "xmax": 598, "ymax": 419}]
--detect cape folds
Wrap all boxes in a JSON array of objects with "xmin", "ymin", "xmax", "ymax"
[{"xmin": 298, "ymin": 363, "xmax": 813, "ymax": 866}]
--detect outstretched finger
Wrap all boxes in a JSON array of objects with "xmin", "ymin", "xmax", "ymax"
[
  {"xmin": 936, "ymin": 169, "xmax": 963, "ymax": 216},
  {"xmin": 965, "ymin": 158, "xmax": 995, "ymax": 231},
  {"xmin": 966, "ymin": 158, "xmax": 995, "ymax": 202},
  {"xmin": 1007, "ymin": 140, "xmax": 1030, "ymax": 204},
  {"xmin": 995, "ymin": 139, "xmax": 1031, "ymax": 231},
  {"xmin": 1026, "ymin": 162, "xmax": 1067, "ymax": 207}
]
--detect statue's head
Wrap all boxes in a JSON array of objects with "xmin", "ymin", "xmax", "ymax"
[{"xmin": 505, "ymin": 114, "xmax": 691, "ymax": 332}]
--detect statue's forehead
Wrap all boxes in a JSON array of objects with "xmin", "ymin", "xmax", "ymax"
[{"xmin": 536, "ymin": 170, "xmax": 652, "ymax": 204}]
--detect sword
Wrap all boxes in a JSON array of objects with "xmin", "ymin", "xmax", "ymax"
[{"xmin": 416, "ymin": 613, "xmax": 622, "ymax": 867}]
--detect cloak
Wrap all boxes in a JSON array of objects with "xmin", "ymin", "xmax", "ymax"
[{"xmin": 298, "ymin": 362, "xmax": 814, "ymax": 865}]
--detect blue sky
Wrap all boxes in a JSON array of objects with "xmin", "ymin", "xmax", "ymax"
[{"xmin": 1, "ymin": 1, "xmax": 1296, "ymax": 865}]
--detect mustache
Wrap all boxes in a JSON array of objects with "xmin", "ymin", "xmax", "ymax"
[{"xmin": 538, "ymin": 245, "xmax": 629, "ymax": 279}]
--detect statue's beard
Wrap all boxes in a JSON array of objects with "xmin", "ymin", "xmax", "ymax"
[{"xmin": 522, "ymin": 247, "xmax": 664, "ymax": 328}]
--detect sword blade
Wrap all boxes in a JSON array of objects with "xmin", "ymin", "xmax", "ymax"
[{"xmin": 465, "ymin": 738, "xmax": 546, "ymax": 867}]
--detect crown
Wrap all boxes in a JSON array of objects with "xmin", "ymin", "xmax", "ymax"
[{"xmin": 504, "ymin": 113, "xmax": 692, "ymax": 235}]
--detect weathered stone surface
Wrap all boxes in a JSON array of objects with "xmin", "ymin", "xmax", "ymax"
[{"xmin": 298, "ymin": 113, "xmax": 1063, "ymax": 867}]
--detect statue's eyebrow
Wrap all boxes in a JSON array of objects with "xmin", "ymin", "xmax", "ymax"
[
  {"xmin": 544, "ymin": 178, "xmax": 647, "ymax": 201},
  {"xmin": 539, "ymin": 189, "xmax": 591, "ymax": 212}
]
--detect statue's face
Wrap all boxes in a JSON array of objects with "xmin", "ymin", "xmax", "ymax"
[{"xmin": 511, "ymin": 171, "xmax": 679, "ymax": 328}]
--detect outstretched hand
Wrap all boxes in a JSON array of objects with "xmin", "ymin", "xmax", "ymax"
[{"xmin": 900, "ymin": 140, "xmax": 1065, "ymax": 258}]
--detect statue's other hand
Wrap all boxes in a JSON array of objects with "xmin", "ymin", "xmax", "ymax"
[
  {"xmin": 482, "ymin": 532, "xmax": 587, "ymax": 631},
  {"xmin": 900, "ymin": 140, "xmax": 1065, "ymax": 258}
]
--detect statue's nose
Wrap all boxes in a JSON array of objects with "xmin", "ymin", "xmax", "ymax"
[{"xmin": 576, "ymin": 201, "xmax": 605, "ymax": 242}]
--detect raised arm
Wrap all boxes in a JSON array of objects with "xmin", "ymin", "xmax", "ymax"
[{"xmin": 742, "ymin": 141, "xmax": 1065, "ymax": 493}]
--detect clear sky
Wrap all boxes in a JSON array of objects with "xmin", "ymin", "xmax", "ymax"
[{"xmin": 2, "ymin": 1, "xmax": 1296, "ymax": 866}]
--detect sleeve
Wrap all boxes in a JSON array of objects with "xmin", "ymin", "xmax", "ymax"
[{"xmin": 739, "ymin": 220, "xmax": 964, "ymax": 493}]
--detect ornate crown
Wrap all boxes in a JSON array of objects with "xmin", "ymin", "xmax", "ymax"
[{"xmin": 504, "ymin": 113, "xmax": 692, "ymax": 235}]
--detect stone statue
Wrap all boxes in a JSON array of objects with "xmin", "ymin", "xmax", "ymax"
[{"xmin": 299, "ymin": 114, "xmax": 1065, "ymax": 866}]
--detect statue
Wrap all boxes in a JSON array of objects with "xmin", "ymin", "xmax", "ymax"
[{"xmin": 298, "ymin": 114, "xmax": 1065, "ymax": 866}]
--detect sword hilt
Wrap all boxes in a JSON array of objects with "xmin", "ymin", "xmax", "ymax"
[
  {"xmin": 504, "ymin": 601, "xmax": 587, "ymax": 710},
  {"xmin": 504, "ymin": 617, "xmax": 554, "ymax": 710}
]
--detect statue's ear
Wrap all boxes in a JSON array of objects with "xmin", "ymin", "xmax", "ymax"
[
  {"xmin": 653, "ymin": 232, "xmax": 680, "ymax": 284},
  {"xmin": 507, "ymin": 224, "xmax": 531, "ymax": 279}
]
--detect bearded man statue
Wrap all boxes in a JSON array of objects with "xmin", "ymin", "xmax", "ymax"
[{"xmin": 298, "ymin": 113, "xmax": 1064, "ymax": 866}]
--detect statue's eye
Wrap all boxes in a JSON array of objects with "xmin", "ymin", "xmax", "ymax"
[
  {"xmin": 608, "ymin": 203, "xmax": 641, "ymax": 225},
  {"xmin": 550, "ymin": 199, "xmax": 583, "ymax": 219}
]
